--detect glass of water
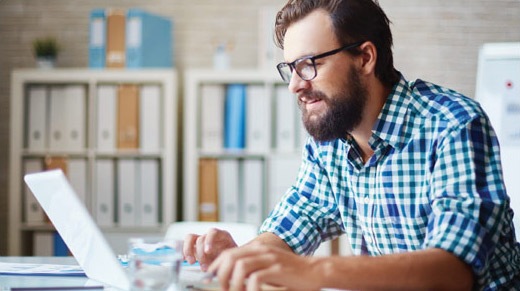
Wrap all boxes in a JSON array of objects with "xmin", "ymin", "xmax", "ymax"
[{"xmin": 127, "ymin": 237, "xmax": 183, "ymax": 291}]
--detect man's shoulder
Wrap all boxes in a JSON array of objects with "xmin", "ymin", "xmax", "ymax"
[{"xmin": 407, "ymin": 79, "xmax": 484, "ymax": 123}]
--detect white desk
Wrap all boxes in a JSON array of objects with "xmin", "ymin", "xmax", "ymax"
[
  {"xmin": 0, "ymin": 256, "xmax": 107, "ymax": 290},
  {"xmin": 0, "ymin": 257, "xmax": 219, "ymax": 291}
]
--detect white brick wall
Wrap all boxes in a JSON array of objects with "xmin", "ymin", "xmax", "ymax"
[{"xmin": 0, "ymin": 0, "xmax": 519, "ymax": 254}]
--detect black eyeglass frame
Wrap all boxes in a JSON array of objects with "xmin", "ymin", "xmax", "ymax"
[{"xmin": 276, "ymin": 41, "xmax": 364, "ymax": 83}]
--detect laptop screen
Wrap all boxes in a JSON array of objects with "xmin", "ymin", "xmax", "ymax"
[{"xmin": 25, "ymin": 169, "xmax": 130, "ymax": 290}]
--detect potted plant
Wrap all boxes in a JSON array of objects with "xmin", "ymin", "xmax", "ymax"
[{"xmin": 32, "ymin": 37, "xmax": 59, "ymax": 68}]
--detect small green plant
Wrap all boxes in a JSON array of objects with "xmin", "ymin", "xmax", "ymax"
[{"xmin": 32, "ymin": 37, "xmax": 59, "ymax": 58}]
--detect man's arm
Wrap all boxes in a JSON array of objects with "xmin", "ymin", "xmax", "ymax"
[
  {"xmin": 246, "ymin": 232, "xmax": 293, "ymax": 252},
  {"xmin": 316, "ymin": 248, "xmax": 473, "ymax": 290},
  {"xmin": 208, "ymin": 242, "xmax": 474, "ymax": 291}
]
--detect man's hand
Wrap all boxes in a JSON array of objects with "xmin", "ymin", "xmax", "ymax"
[
  {"xmin": 208, "ymin": 242, "xmax": 322, "ymax": 291},
  {"xmin": 183, "ymin": 228, "xmax": 239, "ymax": 271}
]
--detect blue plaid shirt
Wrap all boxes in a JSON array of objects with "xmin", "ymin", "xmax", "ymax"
[{"xmin": 260, "ymin": 75, "xmax": 520, "ymax": 290}]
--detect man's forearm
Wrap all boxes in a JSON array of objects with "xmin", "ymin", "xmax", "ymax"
[
  {"xmin": 248, "ymin": 232, "xmax": 294, "ymax": 253},
  {"xmin": 313, "ymin": 248, "xmax": 473, "ymax": 290}
]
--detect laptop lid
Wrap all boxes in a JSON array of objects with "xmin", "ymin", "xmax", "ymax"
[{"xmin": 24, "ymin": 169, "xmax": 130, "ymax": 290}]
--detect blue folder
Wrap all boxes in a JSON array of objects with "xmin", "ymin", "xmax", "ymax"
[
  {"xmin": 88, "ymin": 9, "xmax": 106, "ymax": 68},
  {"xmin": 125, "ymin": 8, "xmax": 173, "ymax": 68},
  {"xmin": 224, "ymin": 84, "xmax": 247, "ymax": 149}
]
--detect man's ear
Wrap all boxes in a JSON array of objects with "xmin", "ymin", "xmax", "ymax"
[{"xmin": 358, "ymin": 41, "xmax": 377, "ymax": 76}]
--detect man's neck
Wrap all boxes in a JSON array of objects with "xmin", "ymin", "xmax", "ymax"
[{"xmin": 350, "ymin": 82, "xmax": 392, "ymax": 163}]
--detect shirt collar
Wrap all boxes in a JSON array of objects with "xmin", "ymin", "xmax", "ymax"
[{"xmin": 370, "ymin": 74, "xmax": 412, "ymax": 150}]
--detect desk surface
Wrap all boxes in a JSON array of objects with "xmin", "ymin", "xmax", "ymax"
[
  {"xmin": 0, "ymin": 256, "xmax": 108, "ymax": 290},
  {"xmin": 1, "ymin": 257, "xmax": 329, "ymax": 291}
]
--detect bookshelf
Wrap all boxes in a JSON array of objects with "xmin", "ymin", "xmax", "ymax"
[
  {"xmin": 182, "ymin": 68, "xmax": 305, "ymax": 223},
  {"xmin": 8, "ymin": 68, "xmax": 178, "ymax": 255}
]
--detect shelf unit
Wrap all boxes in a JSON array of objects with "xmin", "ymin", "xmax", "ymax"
[
  {"xmin": 182, "ymin": 68, "xmax": 305, "ymax": 222},
  {"xmin": 9, "ymin": 68, "xmax": 178, "ymax": 255}
]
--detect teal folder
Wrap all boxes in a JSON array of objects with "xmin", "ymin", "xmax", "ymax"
[
  {"xmin": 224, "ymin": 84, "xmax": 247, "ymax": 149},
  {"xmin": 125, "ymin": 8, "xmax": 173, "ymax": 68},
  {"xmin": 88, "ymin": 9, "xmax": 106, "ymax": 68}
]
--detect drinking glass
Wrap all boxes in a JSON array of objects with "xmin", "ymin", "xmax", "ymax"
[{"xmin": 127, "ymin": 237, "xmax": 182, "ymax": 291}]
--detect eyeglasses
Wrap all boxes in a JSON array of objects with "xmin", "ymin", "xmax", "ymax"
[{"xmin": 276, "ymin": 41, "xmax": 364, "ymax": 83}]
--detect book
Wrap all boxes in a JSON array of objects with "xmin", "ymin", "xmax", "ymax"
[
  {"xmin": 32, "ymin": 232, "xmax": 53, "ymax": 256},
  {"xmin": 200, "ymin": 84, "xmax": 225, "ymax": 151},
  {"xmin": 67, "ymin": 159, "xmax": 87, "ymax": 204},
  {"xmin": 44, "ymin": 156, "xmax": 68, "ymax": 175},
  {"xmin": 267, "ymin": 155, "xmax": 300, "ymax": 211},
  {"xmin": 95, "ymin": 159, "xmax": 115, "ymax": 227},
  {"xmin": 64, "ymin": 85, "xmax": 87, "ymax": 151},
  {"xmin": 48, "ymin": 85, "xmax": 86, "ymax": 151},
  {"xmin": 198, "ymin": 158, "xmax": 219, "ymax": 221},
  {"xmin": 126, "ymin": 8, "xmax": 173, "ymax": 68},
  {"xmin": 26, "ymin": 86, "xmax": 47, "ymax": 150},
  {"xmin": 96, "ymin": 85, "xmax": 117, "ymax": 151},
  {"xmin": 24, "ymin": 159, "xmax": 45, "ymax": 225},
  {"xmin": 217, "ymin": 159, "xmax": 240, "ymax": 222},
  {"xmin": 139, "ymin": 85, "xmax": 161, "ymax": 152},
  {"xmin": 117, "ymin": 84, "xmax": 139, "ymax": 149},
  {"xmin": 242, "ymin": 159, "xmax": 264, "ymax": 226},
  {"xmin": 258, "ymin": 6, "xmax": 284, "ymax": 70},
  {"xmin": 117, "ymin": 159, "xmax": 137, "ymax": 226},
  {"xmin": 53, "ymin": 232, "xmax": 69, "ymax": 256},
  {"xmin": 137, "ymin": 159, "xmax": 160, "ymax": 226},
  {"xmin": 246, "ymin": 85, "xmax": 271, "ymax": 152},
  {"xmin": 89, "ymin": 8, "xmax": 106, "ymax": 68},
  {"xmin": 48, "ymin": 86, "xmax": 67, "ymax": 151},
  {"xmin": 106, "ymin": 9, "xmax": 126, "ymax": 68},
  {"xmin": 275, "ymin": 85, "xmax": 297, "ymax": 152},
  {"xmin": 224, "ymin": 84, "xmax": 247, "ymax": 150}
]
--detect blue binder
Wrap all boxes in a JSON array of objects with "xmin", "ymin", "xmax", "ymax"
[
  {"xmin": 53, "ymin": 232, "xmax": 69, "ymax": 256},
  {"xmin": 88, "ymin": 9, "xmax": 106, "ymax": 68},
  {"xmin": 224, "ymin": 84, "xmax": 247, "ymax": 149},
  {"xmin": 126, "ymin": 8, "xmax": 173, "ymax": 68}
]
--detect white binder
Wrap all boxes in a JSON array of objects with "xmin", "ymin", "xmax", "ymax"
[
  {"xmin": 117, "ymin": 159, "xmax": 137, "ymax": 226},
  {"xmin": 275, "ymin": 86, "xmax": 297, "ymax": 152},
  {"xmin": 257, "ymin": 6, "xmax": 284, "ymax": 70},
  {"xmin": 242, "ymin": 159, "xmax": 264, "ymax": 226},
  {"xmin": 267, "ymin": 155, "xmax": 301, "ymax": 211},
  {"xmin": 23, "ymin": 158, "xmax": 45, "ymax": 224},
  {"xmin": 246, "ymin": 85, "xmax": 271, "ymax": 152},
  {"xmin": 68, "ymin": 159, "xmax": 87, "ymax": 204},
  {"xmin": 27, "ymin": 86, "xmax": 48, "ymax": 151},
  {"xmin": 139, "ymin": 85, "xmax": 162, "ymax": 152},
  {"xmin": 95, "ymin": 159, "xmax": 115, "ymax": 227},
  {"xmin": 49, "ymin": 86, "xmax": 67, "ymax": 150},
  {"xmin": 33, "ymin": 232, "xmax": 54, "ymax": 256},
  {"xmin": 218, "ymin": 159, "xmax": 240, "ymax": 222},
  {"xmin": 297, "ymin": 110, "xmax": 308, "ymax": 149},
  {"xmin": 96, "ymin": 85, "xmax": 117, "ymax": 151},
  {"xmin": 65, "ymin": 85, "xmax": 86, "ymax": 151},
  {"xmin": 137, "ymin": 159, "xmax": 159, "ymax": 226},
  {"xmin": 200, "ymin": 84, "xmax": 225, "ymax": 151}
]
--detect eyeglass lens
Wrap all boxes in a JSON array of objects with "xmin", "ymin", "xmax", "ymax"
[{"xmin": 277, "ymin": 59, "xmax": 316, "ymax": 83}]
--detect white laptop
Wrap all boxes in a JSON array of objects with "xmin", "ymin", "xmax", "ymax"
[{"xmin": 24, "ymin": 169, "xmax": 214, "ymax": 290}]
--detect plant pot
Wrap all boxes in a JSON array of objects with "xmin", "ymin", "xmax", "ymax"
[{"xmin": 36, "ymin": 57, "xmax": 56, "ymax": 69}]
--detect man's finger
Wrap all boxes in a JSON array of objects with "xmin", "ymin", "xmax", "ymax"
[
  {"xmin": 196, "ymin": 234, "xmax": 209, "ymax": 270},
  {"xmin": 183, "ymin": 234, "xmax": 199, "ymax": 264}
]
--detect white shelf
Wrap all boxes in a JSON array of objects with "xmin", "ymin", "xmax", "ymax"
[
  {"xmin": 182, "ymin": 68, "xmax": 304, "ymax": 222},
  {"xmin": 8, "ymin": 68, "xmax": 179, "ymax": 255}
]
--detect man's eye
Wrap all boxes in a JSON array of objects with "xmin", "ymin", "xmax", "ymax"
[{"xmin": 295, "ymin": 60, "xmax": 313, "ymax": 70}]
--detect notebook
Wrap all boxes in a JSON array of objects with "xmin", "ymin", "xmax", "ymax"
[{"xmin": 24, "ymin": 169, "xmax": 215, "ymax": 290}]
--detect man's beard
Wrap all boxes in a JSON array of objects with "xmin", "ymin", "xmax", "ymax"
[{"xmin": 299, "ymin": 67, "xmax": 367, "ymax": 142}]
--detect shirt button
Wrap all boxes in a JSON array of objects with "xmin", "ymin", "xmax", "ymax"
[
  {"xmin": 366, "ymin": 236, "xmax": 373, "ymax": 244},
  {"xmin": 363, "ymin": 196, "xmax": 370, "ymax": 204}
]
